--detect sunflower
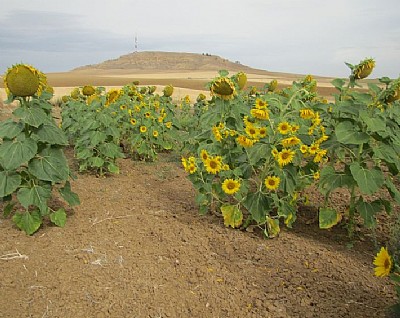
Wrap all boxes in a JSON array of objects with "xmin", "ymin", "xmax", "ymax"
[
  {"xmin": 140, "ymin": 125, "xmax": 147, "ymax": 133},
  {"xmin": 313, "ymin": 149, "xmax": 327, "ymax": 163},
  {"xmin": 268, "ymin": 79, "xmax": 278, "ymax": 92},
  {"xmin": 4, "ymin": 63, "xmax": 42, "ymax": 97},
  {"xmin": 308, "ymin": 143, "xmax": 319, "ymax": 155},
  {"xmin": 264, "ymin": 176, "xmax": 280, "ymax": 191},
  {"xmin": 120, "ymin": 104, "xmax": 127, "ymax": 111},
  {"xmin": 250, "ymin": 108, "xmax": 269, "ymax": 120},
  {"xmin": 281, "ymin": 136, "xmax": 301, "ymax": 148},
  {"xmin": 204, "ymin": 156, "xmax": 222, "ymax": 174},
  {"xmin": 165, "ymin": 121, "xmax": 172, "ymax": 129},
  {"xmin": 277, "ymin": 148, "xmax": 295, "ymax": 167},
  {"xmin": 258, "ymin": 127, "xmax": 267, "ymax": 138},
  {"xmin": 144, "ymin": 111, "xmax": 151, "ymax": 118},
  {"xmin": 188, "ymin": 163, "xmax": 197, "ymax": 174},
  {"xmin": 236, "ymin": 72, "xmax": 247, "ymax": 90},
  {"xmin": 210, "ymin": 77, "xmax": 236, "ymax": 100},
  {"xmin": 106, "ymin": 89, "xmax": 121, "ymax": 106},
  {"xmin": 163, "ymin": 85, "xmax": 174, "ymax": 97},
  {"xmin": 236, "ymin": 135, "xmax": 256, "ymax": 148},
  {"xmin": 200, "ymin": 149, "xmax": 209, "ymax": 162},
  {"xmin": 277, "ymin": 122, "xmax": 291, "ymax": 135},
  {"xmin": 255, "ymin": 98, "xmax": 268, "ymax": 109},
  {"xmin": 352, "ymin": 58, "xmax": 375, "ymax": 80},
  {"xmin": 245, "ymin": 125, "xmax": 259, "ymax": 139},
  {"xmin": 82, "ymin": 85, "xmax": 95, "ymax": 96},
  {"xmin": 300, "ymin": 144, "xmax": 308, "ymax": 154},
  {"xmin": 221, "ymin": 179, "xmax": 241, "ymax": 195},
  {"xmin": 130, "ymin": 118, "xmax": 137, "ymax": 126},
  {"xmin": 299, "ymin": 109, "xmax": 315, "ymax": 119},
  {"xmin": 373, "ymin": 247, "xmax": 392, "ymax": 277},
  {"xmin": 197, "ymin": 93, "xmax": 207, "ymax": 102},
  {"xmin": 271, "ymin": 148, "xmax": 279, "ymax": 158},
  {"xmin": 212, "ymin": 126, "xmax": 223, "ymax": 142},
  {"xmin": 153, "ymin": 130, "xmax": 159, "ymax": 138}
]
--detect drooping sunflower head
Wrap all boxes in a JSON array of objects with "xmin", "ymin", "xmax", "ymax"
[
  {"xmin": 148, "ymin": 85, "xmax": 157, "ymax": 94},
  {"xmin": 268, "ymin": 79, "xmax": 278, "ymax": 92},
  {"xmin": 163, "ymin": 85, "xmax": 174, "ymax": 97},
  {"xmin": 70, "ymin": 87, "xmax": 81, "ymax": 99},
  {"xmin": 210, "ymin": 77, "xmax": 236, "ymax": 100},
  {"xmin": 106, "ymin": 89, "xmax": 121, "ymax": 106},
  {"xmin": 383, "ymin": 78, "xmax": 400, "ymax": 103},
  {"xmin": 4, "ymin": 63, "xmax": 43, "ymax": 97},
  {"xmin": 235, "ymin": 72, "xmax": 247, "ymax": 90},
  {"xmin": 82, "ymin": 85, "xmax": 96, "ymax": 96},
  {"xmin": 352, "ymin": 58, "xmax": 375, "ymax": 80}
]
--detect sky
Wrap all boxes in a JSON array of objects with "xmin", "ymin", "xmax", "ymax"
[{"xmin": 0, "ymin": 0, "xmax": 399, "ymax": 78}]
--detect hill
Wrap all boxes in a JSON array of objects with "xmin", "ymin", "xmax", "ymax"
[{"xmin": 72, "ymin": 51, "xmax": 267, "ymax": 73}]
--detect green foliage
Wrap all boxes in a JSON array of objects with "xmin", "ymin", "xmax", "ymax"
[
  {"xmin": 0, "ymin": 92, "xmax": 79, "ymax": 235},
  {"xmin": 319, "ymin": 69, "xmax": 400, "ymax": 237}
]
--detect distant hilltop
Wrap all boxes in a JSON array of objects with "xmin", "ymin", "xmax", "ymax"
[{"xmin": 72, "ymin": 51, "xmax": 267, "ymax": 73}]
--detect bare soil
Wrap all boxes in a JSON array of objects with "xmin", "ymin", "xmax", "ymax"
[{"xmin": 0, "ymin": 151, "xmax": 397, "ymax": 318}]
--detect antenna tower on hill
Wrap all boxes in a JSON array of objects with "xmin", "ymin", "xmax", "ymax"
[{"xmin": 134, "ymin": 34, "xmax": 138, "ymax": 52}]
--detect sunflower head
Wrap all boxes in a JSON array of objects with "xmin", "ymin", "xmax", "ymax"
[
  {"xmin": 351, "ymin": 58, "xmax": 375, "ymax": 80},
  {"xmin": 163, "ymin": 85, "xmax": 174, "ymax": 97},
  {"xmin": 373, "ymin": 247, "xmax": 393, "ymax": 277},
  {"xmin": 235, "ymin": 72, "xmax": 247, "ymax": 90},
  {"xmin": 82, "ymin": 85, "xmax": 96, "ymax": 96},
  {"xmin": 4, "ymin": 64, "xmax": 42, "ymax": 97},
  {"xmin": 70, "ymin": 87, "xmax": 81, "ymax": 99},
  {"xmin": 197, "ymin": 93, "xmax": 207, "ymax": 102},
  {"xmin": 268, "ymin": 79, "xmax": 278, "ymax": 92},
  {"xmin": 383, "ymin": 78, "xmax": 400, "ymax": 103},
  {"xmin": 148, "ymin": 85, "xmax": 157, "ymax": 94},
  {"xmin": 210, "ymin": 77, "xmax": 236, "ymax": 100}
]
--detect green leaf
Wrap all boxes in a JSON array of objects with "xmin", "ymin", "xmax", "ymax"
[
  {"xmin": 76, "ymin": 147, "xmax": 93, "ymax": 159},
  {"xmin": 359, "ymin": 110, "xmax": 386, "ymax": 133},
  {"xmin": 59, "ymin": 181, "xmax": 80, "ymax": 206},
  {"xmin": 50, "ymin": 208, "xmax": 67, "ymax": 227},
  {"xmin": 0, "ymin": 171, "xmax": 21, "ymax": 197},
  {"xmin": 331, "ymin": 78, "xmax": 345, "ymax": 90},
  {"xmin": 33, "ymin": 123, "xmax": 68, "ymax": 145},
  {"xmin": 221, "ymin": 204, "xmax": 243, "ymax": 228},
  {"xmin": 107, "ymin": 162, "xmax": 120, "ymax": 174},
  {"xmin": 243, "ymin": 191, "xmax": 269, "ymax": 223},
  {"xmin": 0, "ymin": 138, "xmax": 37, "ymax": 170},
  {"xmin": 350, "ymin": 163, "xmax": 385, "ymax": 195},
  {"xmin": 89, "ymin": 157, "xmax": 104, "ymax": 168},
  {"xmin": 335, "ymin": 121, "xmax": 369, "ymax": 145},
  {"xmin": 0, "ymin": 119, "xmax": 24, "ymax": 139},
  {"xmin": 13, "ymin": 106, "xmax": 49, "ymax": 128},
  {"xmin": 319, "ymin": 207, "xmax": 342, "ymax": 229},
  {"xmin": 318, "ymin": 166, "xmax": 355, "ymax": 196},
  {"xmin": 12, "ymin": 210, "xmax": 42, "ymax": 235},
  {"xmin": 356, "ymin": 199, "xmax": 382, "ymax": 228},
  {"xmin": 373, "ymin": 144, "xmax": 400, "ymax": 169},
  {"xmin": 28, "ymin": 147, "xmax": 69, "ymax": 182},
  {"xmin": 17, "ymin": 183, "xmax": 51, "ymax": 213},
  {"xmin": 98, "ymin": 143, "xmax": 124, "ymax": 159},
  {"xmin": 246, "ymin": 143, "xmax": 270, "ymax": 166},
  {"xmin": 385, "ymin": 178, "xmax": 400, "ymax": 204},
  {"xmin": 3, "ymin": 202, "xmax": 15, "ymax": 218},
  {"xmin": 265, "ymin": 217, "xmax": 280, "ymax": 238},
  {"xmin": 89, "ymin": 131, "xmax": 106, "ymax": 146}
]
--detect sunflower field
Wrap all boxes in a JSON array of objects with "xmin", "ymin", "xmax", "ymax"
[{"xmin": 2, "ymin": 58, "xmax": 400, "ymax": 312}]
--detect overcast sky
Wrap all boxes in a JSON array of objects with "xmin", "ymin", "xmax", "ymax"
[{"xmin": 0, "ymin": 0, "xmax": 399, "ymax": 78}]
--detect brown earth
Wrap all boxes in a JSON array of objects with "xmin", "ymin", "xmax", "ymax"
[{"xmin": 0, "ymin": 54, "xmax": 397, "ymax": 317}]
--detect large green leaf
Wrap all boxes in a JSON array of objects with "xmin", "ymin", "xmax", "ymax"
[
  {"xmin": 89, "ymin": 131, "xmax": 107, "ymax": 146},
  {"xmin": 33, "ymin": 123, "xmax": 68, "ymax": 145},
  {"xmin": 243, "ymin": 191, "xmax": 270, "ymax": 223},
  {"xmin": 50, "ymin": 208, "xmax": 67, "ymax": 227},
  {"xmin": 0, "ymin": 171, "xmax": 21, "ymax": 197},
  {"xmin": 359, "ymin": 110, "xmax": 386, "ymax": 133},
  {"xmin": 28, "ymin": 147, "xmax": 69, "ymax": 182},
  {"xmin": 221, "ymin": 204, "xmax": 243, "ymax": 228},
  {"xmin": 350, "ymin": 163, "xmax": 384, "ymax": 195},
  {"xmin": 17, "ymin": 183, "xmax": 52, "ymax": 213},
  {"xmin": 318, "ymin": 166, "xmax": 355, "ymax": 196},
  {"xmin": 0, "ymin": 119, "xmax": 24, "ymax": 139},
  {"xmin": 98, "ymin": 143, "xmax": 124, "ymax": 159},
  {"xmin": 59, "ymin": 181, "xmax": 80, "ymax": 206},
  {"xmin": 319, "ymin": 207, "xmax": 341, "ymax": 229},
  {"xmin": 13, "ymin": 106, "xmax": 49, "ymax": 128},
  {"xmin": 356, "ymin": 199, "xmax": 382, "ymax": 228},
  {"xmin": 0, "ymin": 138, "xmax": 37, "ymax": 170},
  {"xmin": 373, "ymin": 144, "xmax": 400, "ymax": 170},
  {"xmin": 12, "ymin": 210, "xmax": 42, "ymax": 235},
  {"xmin": 335, "ymin": 121, "xmax": 369, "ymax": 145}
]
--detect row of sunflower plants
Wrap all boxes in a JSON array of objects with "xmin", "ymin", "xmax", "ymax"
[
  {"xmin": 0, "ymin": 64, "xmax": 80, "ymax": 235},
  {"xmin": 181, "ymin": 59, "xmax": 400, "ymax": 240},
  {"xmin": 181, "ymin": 70, "xmax": 329, "ymax": 237},
  {"xmin": 60, "ymin": 82, "xmax": 181, "ymax": 175}
]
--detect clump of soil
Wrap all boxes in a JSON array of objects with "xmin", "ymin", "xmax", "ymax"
[{"xmin": 0, "ymin": 153, "xmax": 396, "ymax": 318}]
